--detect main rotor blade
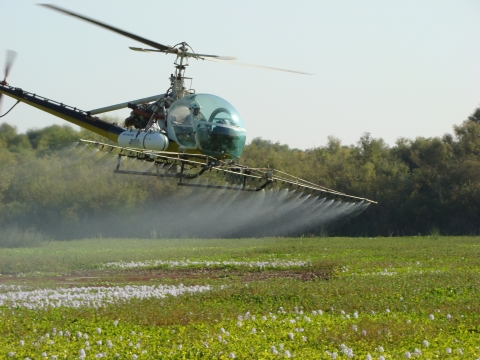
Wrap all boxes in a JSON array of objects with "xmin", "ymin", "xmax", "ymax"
[
  {"xmin": 129, "ymin": 47, "xmax": 236, "ymax": 60},
  {"xmin": 40, "ymin": 4, "xmax": 173, "ymax": 52},
  {"xmin": 129, "ymin": 47, "xmax": 163, "ymax": 53},
  {"xmin": 205, "ymin": 58, "xmax": 313, "ymax": 75}
]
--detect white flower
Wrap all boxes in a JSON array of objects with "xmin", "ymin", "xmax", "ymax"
[
  {"xmin": 113, "ymin": 320, "xmax": 119, "ymax": 326},
  {"xmin": 446, "ymin": 348, "xmax": 452, "ymax": 354},
  {"xmin": 353, "ymin": 311, "xmax": 359, "ymax": 319},
  {"xmin": 228, "ymin": 352, "xmax": 235, "ymax": 358},
  {"xmin": 362, "ymin": 329, "xmax": 367, "ymax": 336},
  {"xmin": 7, "ymin": 353, "xmax": 14, "ymax": 358},
  {"xmin": 385, "ymin": 309, "xmax": 390, "ymax": 313},
  {"xmin": 237, "ymin": 321, "xmax": 242, "ymax": 327},
  {"xmin": 42, "ymin": 353, "xmax": 47, "ymax": 358},
  {"xmin": 378, "ymin": 346, "xmax": 384, "ymax": 353},
  {"xmin": 97, "ymin": 340, "xmax": 102, "ymax": 345},
  {"xmin": 457, "ymin": 348, "xmax": 463, "ymax": 355},
  {"xmin": 379, "ymin": 357, "xmax": 385, "ymax": 360},
  {"xmin": 96, "ymin": 328, "xmax": 102, "ymax": 334},
  {"xmin": 251, "ymin": 328, "xmax": 256, "ymax": 334},
  {"xmin": 95, "ymin": 354, "xmax": 103, "ymax": 359},
  {"xmin": 262, "ymin": 316, "xmax": 267, "ymax": 321},
  {"xmin": 429, "ymin": 314, "xmax": 434, "ymax": 320},
  {"xmin": 446, "ymin": 314, "xmax": 452, "ymax": 319},
  {"xmin": 132, "ymin": 355, "xmax": 138, "ymax": 360},
  {"xmin": 178, "ymin": 345, "xmax": 182, "ymax": 350},
  {"xmin": 366, "ymin": 354, "xmax": 372, "ymax": 360},
  {"xmin": 84, "ymin": 333, "xmax": 89, "ymax": 339},
  {"xmin": 352, "ymin": 325, "xmax": 358, "ymax": 332},
  {"xmin": 405, "ymin": 351, "xmax": 411, "ymax": 358},
  {"xmin": 79, "ymin": 349, "xmax": 86, "ymax": 356},
  {"xmin": 285, "ymin": 350, "xmax": 291, "ymax": 358},
  {"xmin": 19, "ymin": 340, "xmax": 24, "ymax": 346},
  {"xmin": 271, "ymin": 346, "xmax": 278, "ymax": 355},
  {"xmin": 288, "ymin": 332, "xmax": 294, "ymax": 340},
  {"xmin": 330, "ymin": 352, "xmax": 338, "ymax": 359},
  {"xmin": 302, "ymin": 336, "xmax": 307, "ymax": 341},
  {"xmin": 279, "ymin": 343, "xmax": 284, "ymax": 350},
  {"xmin": 423, "ymin": 340, "xmax": 429, "ymax": 347},
  {"xmin": 312, "ymin": 310, "xmax": 317, "ymax": 315}
]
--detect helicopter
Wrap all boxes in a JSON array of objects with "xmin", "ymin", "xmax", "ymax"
[{"xmin": 0, "ymin": 4, "xmax": 376, "ymax": 205}]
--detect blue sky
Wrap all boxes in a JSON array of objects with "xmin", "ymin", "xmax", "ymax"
[{"xmin": 2, "ymin": 0, "xmax": 480, "ymax": 149}]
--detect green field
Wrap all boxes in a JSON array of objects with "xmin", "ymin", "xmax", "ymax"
[{"xmin": 0, "ymin": 236, "xmax": 479, "ymax": 359}]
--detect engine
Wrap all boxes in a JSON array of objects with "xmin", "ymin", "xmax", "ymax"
[{"xmin": 124, "ymin": 102, "xmax": 166, "ymax": 129}]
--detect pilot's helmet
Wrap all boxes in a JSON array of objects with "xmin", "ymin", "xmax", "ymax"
[
  {"xmin": 189, "ymin": 102, "xmax": 201, "ymax": 109},
  {"xmin": 189, "ymin": 101, "xmax": 201, "ymax": 120}
]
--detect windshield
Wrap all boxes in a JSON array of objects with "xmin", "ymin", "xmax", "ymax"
[{"xmin": 168, "ymin": 94, "xmax": 246, "ymax": 160}]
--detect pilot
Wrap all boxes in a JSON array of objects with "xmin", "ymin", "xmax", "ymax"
[{"xmin": 184, "ymin": 102, "xmax": 202, "ymax": 126}]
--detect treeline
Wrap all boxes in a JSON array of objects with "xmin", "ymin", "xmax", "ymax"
[
  {"xmin": 0, "ymin": 110, "xmax": 479, "ymax": 239},
  {"xmin": 242, "ymin": 113, "xmax": 480, "ymax": 236}
]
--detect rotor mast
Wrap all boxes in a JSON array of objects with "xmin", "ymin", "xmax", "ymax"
[{"xmin": 171, "ymin": 42, "xmax": 192, "ymax": 101}]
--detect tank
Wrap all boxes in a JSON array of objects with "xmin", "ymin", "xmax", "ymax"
[{"xmin": 118, "ymin": 130, "xmax": 169, "ymax": 151}]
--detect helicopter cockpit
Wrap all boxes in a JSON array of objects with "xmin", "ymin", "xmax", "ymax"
[{"xmin": 167, "ymin": 94, "xmax": 246, "ymax": 160}]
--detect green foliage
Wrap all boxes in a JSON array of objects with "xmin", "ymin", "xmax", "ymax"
[
  {"xmin": 0, "ymin": 225, "xmax": 47, "ymax": 248},
  {"xmin": 0, "ymin": 237, "xmax": 479, "ymax": 357},
  {"xmin": 242, "ymin": 116, "xmax": 480, "ymax": 236},
  {"xmin": 1, "ymin": 105, "xmax": 480, "ymax": 237}
]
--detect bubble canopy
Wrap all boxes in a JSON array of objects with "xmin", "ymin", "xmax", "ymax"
[{"xmin": 167, "ymin": 94, "xmax": 246, "ymax": 160}]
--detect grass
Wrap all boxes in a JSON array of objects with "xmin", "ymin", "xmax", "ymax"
[{"xmin": 0, "ymin": 236, "xmax": 479, "ymax": 358}]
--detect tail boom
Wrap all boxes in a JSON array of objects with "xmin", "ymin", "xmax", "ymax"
[{"xmin": 0, "ymin": 83, "xmax": 125, "ymax": 142}]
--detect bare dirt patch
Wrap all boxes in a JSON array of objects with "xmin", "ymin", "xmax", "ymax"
[{"xmin": 0, "ymin": 267, "xmax": 334, "ymax": 287}]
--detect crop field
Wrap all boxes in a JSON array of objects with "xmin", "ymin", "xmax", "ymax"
[{"xmin": 0, "ymin": 236, "xmax": 479, "ymax": 359}]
